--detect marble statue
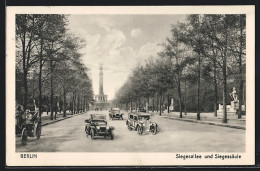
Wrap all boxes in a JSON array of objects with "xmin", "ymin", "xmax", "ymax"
[{"xmin": 229, "ymin": 87, "xmax": 238, "ymax": 102}]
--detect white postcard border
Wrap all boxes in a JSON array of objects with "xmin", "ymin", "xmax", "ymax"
[{"xmin": 6, "ymin": 5, "xmax": 255, "ymax": 166}]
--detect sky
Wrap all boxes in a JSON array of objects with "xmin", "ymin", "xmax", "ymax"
[{"xmin": 67, "ymin": 14, "xmax": 186, "ymax": 100}]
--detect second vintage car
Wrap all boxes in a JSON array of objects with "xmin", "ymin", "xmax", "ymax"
[
  {"xmin": 109, "ymin": 108, "xmax": 123, "ymax": 120},
  {"xmin": 85, "ymin": 114, "xmax": 114, "ymax": 140},
  {"xmin": 126, "ymin": 112, "xmax": 158, "ymax": 135}
]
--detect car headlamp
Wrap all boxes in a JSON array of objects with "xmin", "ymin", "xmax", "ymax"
[
  {"xmin": 106, "ymin": 126, "xmax": 109, "ymax": 130},
  {"xmin": 96, "ymin": 126, "xmax": 100, "ymax": 129}
]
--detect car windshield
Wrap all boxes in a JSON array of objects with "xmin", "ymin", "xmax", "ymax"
[
  {"xmin": 91, "ymin": 115, "xmax": 106, "ymax": 120},
  {"xmin": 112, "ymin": 108, "xmax": 120, "ymax": 111},
  {"xmin": 138, "ymin": 116, "xmax": 150, "ymax": 120},
  {"xmin": 93, "ymin": 121, "xmax": 107, "ymax": 125}
]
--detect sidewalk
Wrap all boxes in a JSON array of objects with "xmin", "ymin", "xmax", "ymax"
[
  {"xmin": 40, "ymin": 111, "xmax": 86, "ymax": 126},
  {"xmin": 149, "ymin": 111, "xmax": 246, "ymax": 130}
]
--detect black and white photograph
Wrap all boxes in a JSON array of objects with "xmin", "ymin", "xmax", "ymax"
[{"xmin": 6, "ymin": 6, "xmax": 255, "ymax": 166}]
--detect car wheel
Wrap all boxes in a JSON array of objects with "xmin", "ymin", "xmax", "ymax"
[
  {"xmin": 152, "ymin": 126, "xmax": 157, "ymax": 135},
  {"xmin": 36, "ymin": 124, "xmax": 41, "ymax": 139},
  {"xmin": 21, "ymin": 128, "xmax": 28, "ymax": 145},
  {"xmin": 137, "ymin": 126, "xmax": 143, "ymax": 135},
  {"xmin": 85, "ymin": 128, "xmax": 89, "ymax": 135},
  {"xmin": 110, "ymin": 131, "xmax": 114, "ymax": 140},
  {"xmin": 91, "ymin": 129, "xmax": 95, "ymax": 140},
  {"xmin": 128, "ymin": 123, "xmax": 132, "ymax": 131}
]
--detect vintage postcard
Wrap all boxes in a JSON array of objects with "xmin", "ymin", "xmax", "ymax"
[{"xmin": 6, "ymin": 6, "xmax": 255, "ymax": 166}]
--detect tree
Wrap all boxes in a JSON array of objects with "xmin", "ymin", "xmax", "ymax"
[
  {"xmin": 16, "ymin": 15, "xmax": 38, "ymax": 110},
  {"xmin": 138, "ymin": 57, "xmax": 171, "ymax": 115},
  {"xmin": 55, "ymin": 34, "xmax": 90, "ymax": 117},
  {"xmin": 31, "ymin": 15, "xmax": 68, "ymax": 120},
  {"xmin": 113, "ymin": 14, "xmax": 246, "ymax": 123},
  {"xmin": 227, "ymin": 14, "xmax": 246, "ymax": 119},
  {"xmin": 159, "ymin": 23, "xmax": 193, "ymax": 118},
  {"xmin": 202, "ymin": 15, "xmax": 240, "ymax": 123},
  {"xmin": 178, "ymin": 15, "xmax": 210, "ymax": 120},
  {"xmin": 43, "ymin": 15, "xmax": 67, "ymax": 120},
  {"xmin": 16, "ymin": 14, "xmax": 94, "ymax": 122}
]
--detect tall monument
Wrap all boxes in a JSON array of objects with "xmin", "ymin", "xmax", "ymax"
[
  {"xmin": 93, "ymin": 63, "xmax": 109, "ymax": 110},
  {"xmin": 99, "ymin": 64, "xmax": 104, "ymax": 95}
]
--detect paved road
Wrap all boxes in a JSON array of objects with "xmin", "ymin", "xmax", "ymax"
[{"xmin": 16, "ymin": 110, "xmax": 245, "ymax": 152}]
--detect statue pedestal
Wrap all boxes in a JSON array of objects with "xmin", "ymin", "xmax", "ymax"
[
  {"xmin": 169, "ymin": 99, "xmax": 174, "ymax": 111},
  {"xmin": 217, "ymin": 101, "xmax": 245, "ymax": 115},
  {"xmin": 217, "ymin": 104, "xmax": 236, "ymax": 115}
]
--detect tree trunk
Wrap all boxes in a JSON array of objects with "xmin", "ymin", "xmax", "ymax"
[
  {"xmin": 243, "ymin": 83, "xmax": 246, "ymax": 113},
  {"xmin": 79, "ymin": 98, "xmax": 81, "ymax": 113},
  {"xmin": 47, "ymin": 95, "xmax": 49, "ymax": 115},
  {"xmin": 159, "ymin": 92, "xmax": 162, "ymax": 116},
  {"xmin": 70, "ymin": 99, "xmax": 72, "ymax": 114},
  {"xmin": 184, "ymin": 80, "xmax": 187, "ymax": 115},
  {"xmin": 222, "ymin": 17, "xmax": 228, "ymax": 123},
  {"xmin": 50, "ymin": 60, "xmax": 54, "ymax": 120},
  {"xmin": 85, "ymin": 102, "xmax": 87, "ymax": 111},
  {"xmin": 214, "ymin": 57, "xmax": 218, "ymax": 117},
  {"xmin": 177, "ymin": 75, "xmax": 182, "ymax": 118},
  {"xmin": 75, "ymin": 94, "xmax": 77, "ymax": 114},
  {"xmin": 147, "ymin": 97, "xmax": 149, "ymax": 113},
  {"xmin": 22, "ymin": 70, "xmax": 28, "ymax": 111},
  {"xmin": 83, "ymin": 98, "xmax": 86, "ymax": 112},
  {"xmin": 167, "ymin": 93, "xmax": 170, "ymax": 113},
  {"xmin": 38, "ymin": 39, "xmax": 43, "ymax": 122},
  {"xmin": 38, "ymin": 61, "xmax": 42, "ymax": 122},
  {"xmin": 72, "ymin": 92, "xmax": 75, "ymax": 114},
  {"xmin": 138, "ymin": 97, "xmax": 141, "ymax": 109},
  {"xmin": 152, "ymin": 97, "xmax": 155, "ymax": 112},
  {"xmin": 130, "ymin": 101, "xmax": 132, "ymax": 112},
  {"xmin": 54, "ymin": 97, "xmax": 57, "ymax": 120},
  {"xmin": 81, "ymin": 98, "xmax": 83, "ymax": 113},
  {"xmin": 162, "ymin": 93, "xmax": 164, "ymax": 113},
  {"xmin": 238, "ymin": 14, "xmax": 244, "ymax": 119},
  {"xmin": 59, "ymin": 95, "xmax": 62, "ymax": 113},
  {"xmin": 156, "ymin": 93, "xmax": 159, "ymax": 113},
  {"xmin": 20, "ymin": 16, "xmax": 34, "ymax": 111},
  {"xmin": 22, "ymin": 32, "xmax": 28, "ymax": 111},
  {"xmin": 78, "ymin": 96, "xmax": 80, "ymax": 113},
  {"xmin": 75, "ymin": 96, "xmax": 77, "ymax": 114},
  {"xmin": 63, "ymin": 90, "xmax": 66, "ymax": 117},
  {"xmin": 197, "ymin": 53, "xmax": 201, "ymax": 120}
]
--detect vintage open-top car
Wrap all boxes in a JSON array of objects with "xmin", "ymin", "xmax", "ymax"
[
  {"xmin": 138, "ymin": 107, "xmax": 147, "ymax": 113},
  {"xmin": 109, "ymin": 108, "xmax": 123, "ymax": 120},
  {"xmin": 85, "ymin": 114, "xmax": 114, "ymax": 140},
  {"xmin": 16, "ymin": 109, "xmax": 41, "ymax": 145},
  {"xmin": 126, "ymin": 112, "xmax": 158, "ymax": 135}
]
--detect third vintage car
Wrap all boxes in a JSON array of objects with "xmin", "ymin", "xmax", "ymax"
[
  {"xmin": 109, "ymin": 108, "xmax": 123, "ymax": 120},
  {"xmin": 85, "ymin": 114, "xmax": 114, "ymax": 140},
  {"xmin": 126, "ymin": 112, "xmax": 158, "ymax": 135}
]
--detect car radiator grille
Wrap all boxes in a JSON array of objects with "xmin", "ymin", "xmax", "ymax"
[{"xmin": 100, "ymin": 127, "xmax": 106, "ymax": 132}]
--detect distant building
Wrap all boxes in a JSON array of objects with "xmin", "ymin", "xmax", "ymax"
[{"xmin": 93, "ymin": 64, "xmax": 110, "ymax": 110}]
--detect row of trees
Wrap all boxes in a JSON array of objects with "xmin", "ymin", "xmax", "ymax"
[
  {"xmin": 113, "ymin": 14, "xmax": 246, "ymax": 123},
  {"xmin": 16, "ymin": 14, "xmax": 94, "ymax": 120}
]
